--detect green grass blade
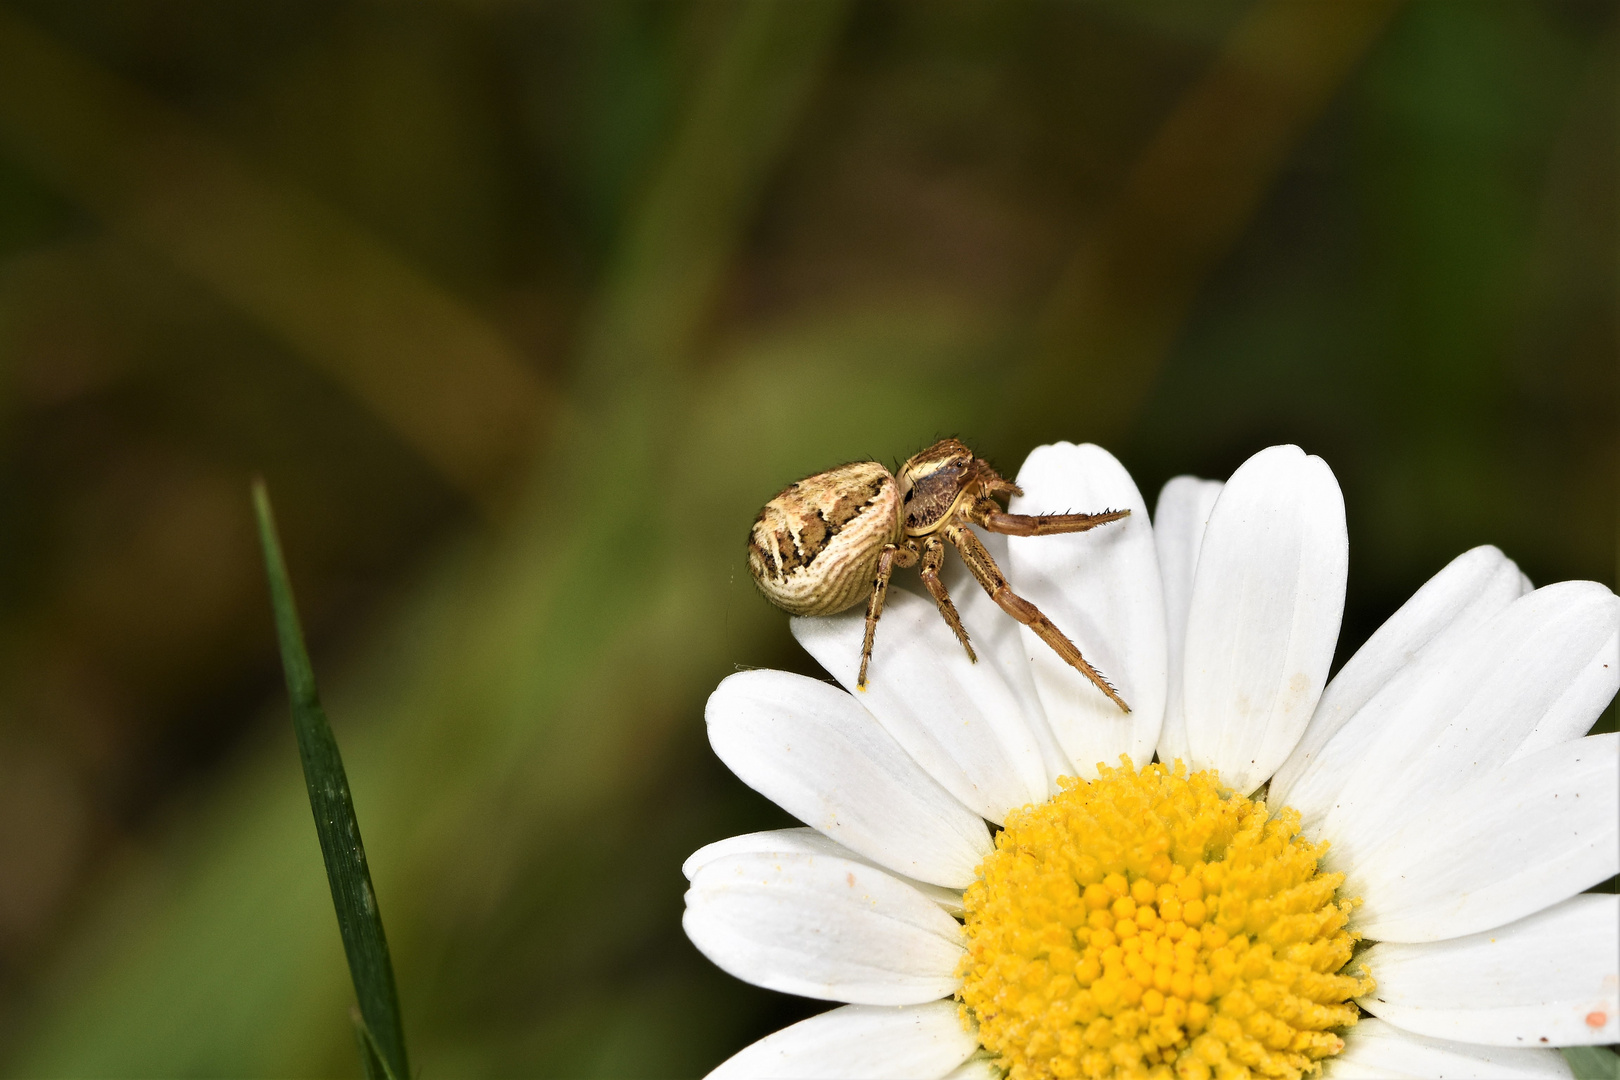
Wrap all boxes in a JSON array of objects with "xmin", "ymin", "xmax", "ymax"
[
  {"xmin": 351, "ymin": 1007, "xmax": 403, "ymax": 1080},
  {"xmin": 1565, "ymin": 1046, "xmax": 1620, "ymax": 1080},
  {"xmin": 253, "ymin": 480, "xmax": 409, "ymax": 1080}
]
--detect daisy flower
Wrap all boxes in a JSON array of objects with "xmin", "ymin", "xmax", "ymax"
[{"xmin": 683, "ymin": 443, "xmax": 1620, "ymax": 1079}]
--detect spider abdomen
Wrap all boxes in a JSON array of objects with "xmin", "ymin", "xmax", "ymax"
[{"xmin": 747, "ymin": 461, "xmax": 901, "ymax": 617}]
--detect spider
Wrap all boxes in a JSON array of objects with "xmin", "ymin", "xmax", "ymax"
[{"xmin": 746, "ymin": 438, "xmax": 1131, "ymax": 711}]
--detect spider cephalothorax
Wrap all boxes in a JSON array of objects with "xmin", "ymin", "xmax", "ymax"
[{"xmin": 747, "ymin": 438, "xmax": 1131, "ymax": 711}]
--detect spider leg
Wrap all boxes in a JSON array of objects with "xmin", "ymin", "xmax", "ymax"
[
  {"xmin": 983, "ymin": 478, "xmax": 1022, "ymax": 500},
  {"xmin": 974, "ymin": 464, "xmax": 1021, "ymax": 501},
  {"xmin": 944, "ymin": 523, "xmax": 1131, "ymax": 713},
  {"xmin": 971, "ymin": 498, "xmax": 1130, "ymax": 537},
  {"xmin": 918, "ymin": 534, "xmax": 976, "ymax": 665},
  {"xmin": 859, "ymin": 541, "xmax": 918, "ymax": 689}
]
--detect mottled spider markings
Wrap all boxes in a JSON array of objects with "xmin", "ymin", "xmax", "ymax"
[
  {"xmin": 750, "ymin": 466, "xmax": 890, "ymax": 576},
  {"xmin": 747, "ymin": 439, "xmax": 1132, "ymax": 710},
  {"xmin": 747, "ymin": 461, "xmax": 899, "ymax": 619}
]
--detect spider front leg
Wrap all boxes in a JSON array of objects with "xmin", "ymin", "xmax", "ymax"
[
  {"xmin": 918, "ymin": 534, "xmax": 976, "ymax": 665},
  {"xmin": 859, "ymin": 540, "xmax": 918, "ymax": 689},
  {"xmin": 971, "ymin": 498, "xmax": 1130, "ymax": 537},
  {"xmin": 944, "ymin": 523, "xmax": 1131, "ymax": 713}
]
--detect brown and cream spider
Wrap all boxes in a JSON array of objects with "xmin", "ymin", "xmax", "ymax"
[{"xmin": 746, "ymin": 438, "xmax": 1131, "ymax": 711}]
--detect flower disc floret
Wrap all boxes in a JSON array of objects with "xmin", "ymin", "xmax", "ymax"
[{"xmin": 958, "ymin": 759, "xmax": 1372, "ymax": 1080}]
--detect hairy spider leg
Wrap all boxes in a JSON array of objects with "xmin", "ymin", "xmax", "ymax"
[
  {"xmin": 975, "ymin": 469, "xmax": 1021, "ymax": 502},
  {"xmin": 918, "ymin": 534, "xmax": 976, "ymax": 664},
  {"xmin": 944, "ymin": 523, "xmax": 1132, "ymax": 713},
  {"xmin": 972, "ymin": 500, "xmax": 1131, "ymax": 537},
  {"xmin": 859, "ymin": 541, "xmax": 919, "ymax": 689}
]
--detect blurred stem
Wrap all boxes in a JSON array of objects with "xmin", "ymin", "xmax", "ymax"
[
  {"xmin": 577, "ymin": 0, "xmax": 847, "ymax": 394},
  {"xmin": 1002, "ymin": 0, "xmax": 1402, "ymax": 457},
  {"xmin": 254, "ymin": 482, "xmax": 409, "ymax": 1080},
  {"xmin": 483, "ymin": 0, "xmax": 851, "ymax": 743}
]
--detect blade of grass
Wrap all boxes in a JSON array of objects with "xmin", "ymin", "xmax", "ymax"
[
  {"xmin": 1564, "ymin": 1046, "xmax": 1620, "ymax": 1080},
  {"xmin": 351, "ymin": 1007, "xmax": 402, "ymax": 1080},
  {"xmin": 253, "ymin": 480, "xmax": 409, "ymax": 1080}
]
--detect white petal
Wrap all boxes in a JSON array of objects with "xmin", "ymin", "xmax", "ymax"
[
  {"xmin": 1359, "ymin": 894, "xmax": 1620, "ymax": 1047},
  {"xmin": 706, "ymin": 670, "xmax": 992, "ymax": 888},
  {"xmin": 1153, "ymin": 475, "xmax": 1224, "ymax": 772},
  {"xmin": 682, "ymin": 829, "xmax": 965, "ymax": 916},
  {"xmin": 1349, "ymin": 734, "xmax": 1619, "ymax": 942},
  {"xmin": 1271, "ymin": 545, "xmax": 1526, "ymax": 810},
  {"xmin": 1325, "ymin": 1017, "xmax": 1574, "ymax": 1079},
  {"xmin": 684, "ymin": 828, "xmax": 850, "ymax": 879},
  {"xmin": 943, "ymin": 529, "xmax": 1071, "ymax": 793},
  {"xmin": 684, "ymin": 851, "xmax": 965, "ymax": 1005},
  {"xmin": 793, "ymin": 590, "xmax": 1047, "ymax": 823},
  {"xmin": 1512, "ymin": 630, "xmax": 1620, "ymax": 759},
  {"xmin": 1315, "ymin": 582, "xmax": 1620, "ymax": 873},
  {"xmin": 1005, "ymin": 442, "xmax": 1167, "ymax": 777},
  {"xmin": 706, "ymin": 1001, "xmax": 978, "ymax": 1080},
  {"xmin": 1181, "ymin": 445, "xmax": 1348, "ymax": 794},
  {"xmin": 940, "ymin": 1056, "xmax": 1000, "ymax": 1080}
]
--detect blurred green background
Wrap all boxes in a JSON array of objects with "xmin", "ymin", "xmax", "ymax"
[{"xmin": 0, "ymin": 1, "xmax": 1613, "ymax": 1075}]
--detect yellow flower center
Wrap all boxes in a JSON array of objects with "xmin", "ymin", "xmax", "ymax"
[{"xmin": 957, "ymin": 759, "xmax": 1372, "ymax": 1080}]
